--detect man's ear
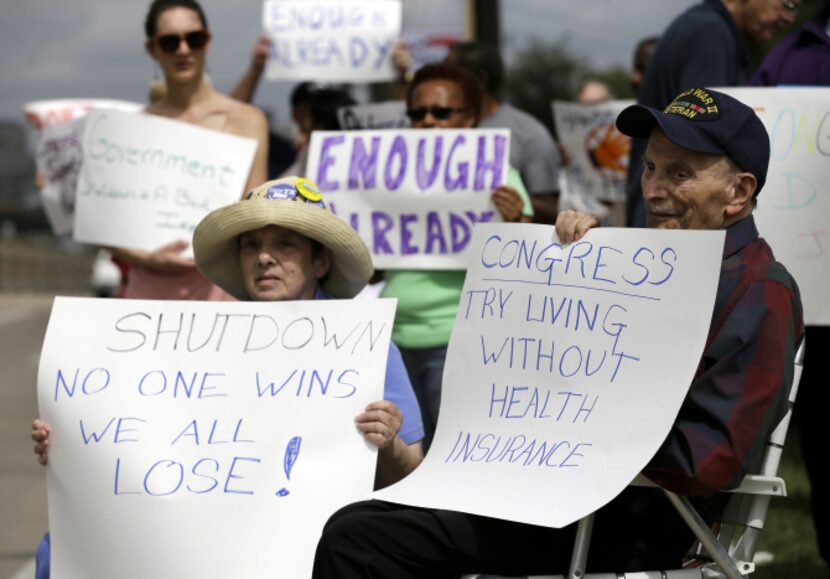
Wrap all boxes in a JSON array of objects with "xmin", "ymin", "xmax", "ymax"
[
  {"xmin": 725, "ymin": 171, "xmax": 756, "ymax": 218},
  {"xmin": 314, "ymin": 248, "xmax": 333, "ymax": 280}
]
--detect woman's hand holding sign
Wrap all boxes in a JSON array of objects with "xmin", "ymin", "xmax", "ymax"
[
  {"xmin": 355, "ymin": 400, "xmax": 403, "ymax": 450},
  {"xmin": 356, "ymin": 401, "xmax": 423, "ymax": 489},
  {"xmin": 32, "ymin": 418, "xmax": 51, "ymax": 466},
  {"xmin": 492, "ymin": 185, "xmax": 530, "ymax": 224}
]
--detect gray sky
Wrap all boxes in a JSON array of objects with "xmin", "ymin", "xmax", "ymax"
[{"xmin": 0, "ymin": 0, "xmax": 697, "ymax": 133}]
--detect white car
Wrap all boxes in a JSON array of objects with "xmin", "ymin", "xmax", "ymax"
[{"xmin": 89, "ymin": 250, "xmax": 121, "ymax": 297}]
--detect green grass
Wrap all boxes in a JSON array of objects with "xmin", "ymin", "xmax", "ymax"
[{"xmin": 750, "ymin": 429, "xmax": 828, "ymax": 578}]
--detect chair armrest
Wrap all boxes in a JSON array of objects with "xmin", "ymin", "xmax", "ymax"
[
  {"xmin": 629, "ymin": 473, "xmax": 786, "ymax": 496},
  {"xmin": 724, "ymin": 475, "xmax": 786, "ymax": 497}
]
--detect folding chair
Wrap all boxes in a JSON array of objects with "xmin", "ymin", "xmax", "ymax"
[{"xmin": 463, "ymin": 338, "xmax": 805, "ymax": 579}]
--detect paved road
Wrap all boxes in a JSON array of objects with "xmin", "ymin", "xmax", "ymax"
[{"xmin": 0, "ymin": 295, "xmax": 56, "ymax": 579}]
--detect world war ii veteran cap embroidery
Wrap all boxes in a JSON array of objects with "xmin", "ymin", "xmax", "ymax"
[{"xmin": 616, "ymin": 88, "xmax": 770, "ymax": 196}]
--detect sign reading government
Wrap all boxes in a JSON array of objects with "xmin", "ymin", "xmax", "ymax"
[
  {"xmin": 73, "ymin": 110, "xmax": 257, "ymax": 253},
  {"xmin": 39, "ymin": 297, "xmax": 394, "ymax": 578},
  {"xmin": 376, "ymin": 224, "xmax": 724, "ymax": 528},
  {"xmin": 23, "ymin": 99, "xmax": 143, "ymax": 235},
  {"xmin": 306, "ymin": 129, "xmax": 510, "ymax": 269},
  {"xmin": 263, "ymin": 0, "xmax": 402, "ymax": 82}
]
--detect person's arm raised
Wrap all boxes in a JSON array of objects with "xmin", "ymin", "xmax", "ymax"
[
  {"xmin": 108, "ymin": 240, "xmax": 196, "ymax": 273},
  {"xmin": 231, "ymin": 34, "xmax": 271, "ymax": 104}
]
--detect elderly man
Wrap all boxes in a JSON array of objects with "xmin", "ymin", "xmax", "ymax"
[{"xmin": 310, "ymin": 88, "xmax": 804, "ymax": 577}]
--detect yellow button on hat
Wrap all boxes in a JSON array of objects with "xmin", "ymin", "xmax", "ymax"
[{"xmin": 296, "ymin": 178, "xmax": 323, "ymax": 202}]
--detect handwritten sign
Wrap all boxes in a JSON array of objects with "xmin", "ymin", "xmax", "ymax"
[
  {"xmin": 553, "ymin": 99, "xmax": 634, "ymax": 209},
  {"xmin": 401, "ymin": 30, "xmax": 462, "ymax": 72},
  {"xmin": 307, "ymin": 129, "xmax": 510, "ymax": 269},
  {"xmin": 375, "ymin": 224, "xmax": 724, "ymax": 527},
  {"xmin": 23, "ymin": 98, "xmax": 143, "ymax": 130},
  {"xmin": 337, "ymin": 100, "xmax": 409, "ymax": 130},
  {"xmin": 39, "ymin": 296, "xmax": 395, "ymax": 578},
  {"xmin": 23, "ymin": 99, "xmax": 143, "ymax": 235},
  {"xmin": 718, "ymin": 88, "xmax": 830, "ymax": 325},
  {"xmin": 263, "ymin": 0, "xmax": 402, "ymax": 82},
  {"xmin": 36, "ymin": 118, "xmax": 85, "ymax": 235},
  {"xmin": 73, "ymin": 110, "xmax": 257, "ymax": 252}
]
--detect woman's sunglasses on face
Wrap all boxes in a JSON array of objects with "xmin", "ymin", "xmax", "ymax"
[
  {"xmin": 155, "ymin": 30, "xmax": 211, "ymax": 54},
  {"xmin": 406, "ymin": 106, "xmax": 467, "ymax": 122}
]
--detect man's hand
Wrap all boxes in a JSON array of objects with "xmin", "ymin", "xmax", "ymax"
[
  {"xmin": 355, "ymin": 401, "xmax": 403, "ymax": 450},
  {"xmin": 555, "ymin": 209, "xmax": 601, "ymax": 244},
  {"xmin": 31, "ymin": 419, "xmax": 51, "ymax": 466}
]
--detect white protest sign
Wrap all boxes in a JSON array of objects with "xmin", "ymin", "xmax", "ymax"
[
  {"xmin": 263, "ymin": 0, "xmax": 402, "ymax": 82},
  {"xmin": 329, "ymin": 192, "xmax": 497, "ymax": 269},
  {"xmin": 553, "ymin": 99, "xmax": 634, "ymax": 209},
  {"xmin": 36, "ymin": 118, "xmax": 84, "ymax": 235},
  {"xmin": 39, "ymin": 296, "xmax": 395, "ymax": 579},
  {"xmin": 23, "ymin": 99, "xmax": 143, "ymax": 235},
  {"xmin": 376, "ymin": 224, "xmax": 724, "ymax": 527},
  {"xmin": 337, "ymin": 100, "xmax": 409, "ymax": 130},
  {"xmin": 308, "ymin": 129, "xmax": 510, "ymax": 269},
  {"xmin": 719, "ymin": 87, "xmax": 830, "ymax": 325},
  {"xmin": 401, "ymin": 30, "xmax": 462, "ymax": 72},
  {"xmin": 23, "ymin": 98, "xmax": 143, "ymax": 130},
  {"xmin": 73, "ymin": 110, "xmax": 257, "ymax": 252}
]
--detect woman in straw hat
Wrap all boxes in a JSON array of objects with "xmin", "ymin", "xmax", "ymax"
[
  {"xmin": 31, "ymin": 177, "xmax": 423, "ymax": 578},
  {"xmin": 34, "ymin": 176, "xmax": 424, "ymax": 486},
  {"xmin": 192, "ymin": 176, "xmax": 425, "ymax": 484}
]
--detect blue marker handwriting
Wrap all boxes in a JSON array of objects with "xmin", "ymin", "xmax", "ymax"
[
  {"xmin": 479, "ymin": 235, "xmax": 676, "ymax": 292},
  {"xmin": 170, "ymin": 418, "xmax": 254, "ymax": 446},
  {"xmin": 315, "ymin": 133, "xmax": 507, "ymax": 194},
  {"xmin": 113, "ymin": 455, "xmax": 262, "ymax": 497},
  {"xmin": 105, "ymin": 311, "xmax": 386, "ymax": 355},
  {"xmin": 255, "ymin": 368, "xmax": 359, "ymax": 399},
  {"xmin": 444, "ymin": 431, "xmax": 592, "ymax": 468},
  {"xmin": 329, "ymin": 204, "xmax": 493, "ymax": 257},
  {"xmin": 488, "ymin": 385, "xmax": 598, "ymax": 423}
]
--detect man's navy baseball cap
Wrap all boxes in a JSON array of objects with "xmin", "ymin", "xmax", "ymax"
[{"xmin": 616, "ymin": 88, "xmax": 770, "ymax": 196}]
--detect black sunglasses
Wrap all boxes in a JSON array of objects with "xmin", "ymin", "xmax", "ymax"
[
  {"xmin": 406, "ymin": 106, "xmax": 467, "ymax": 122},
  {"xmin": 155, "ymin": 30, "xmax": 211, "ymax": 54}
]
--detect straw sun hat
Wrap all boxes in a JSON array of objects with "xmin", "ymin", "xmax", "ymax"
[{"xmin": 193, "ymin": 176, "xmax": 373, "ymax": 299}]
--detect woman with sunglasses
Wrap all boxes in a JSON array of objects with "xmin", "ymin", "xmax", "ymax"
[
  {"xmin": 382, "ymin": 63, "xmax": 534, "ymax": 451},
  {"xmin": 111, "ymin": 0, "xmax": 269, "ymax": 302}
]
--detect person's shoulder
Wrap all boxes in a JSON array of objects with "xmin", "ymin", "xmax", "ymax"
[
  {"xmin": 499, "ymin": 104, "xmax": 556, "ymax": 143},
  {"xmin": 741, "ymin": 236, "xmax": 800, "ymax": 293},
  {"xmin": 223, "ymin": 96, "xmax": 268, "ymax": 138},
  {"xmin": 665, "ymin": 1, "xmax": 730, "ymax": 37},
  {"xmin": 499, "ymin": 103, "xmax": 540, "ymax": 127}
]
